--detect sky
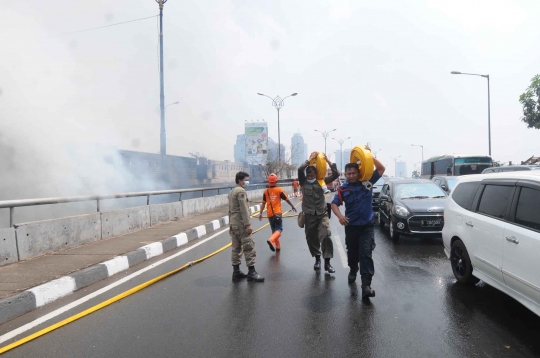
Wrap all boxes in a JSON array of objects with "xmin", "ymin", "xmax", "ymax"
[{"xmin": 1, "ymin": 0, "xmax": 539, "ymax": 185}]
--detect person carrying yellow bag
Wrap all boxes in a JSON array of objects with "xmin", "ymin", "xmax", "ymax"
[{"xmin": 298, "ymin": 151, "xmax": 339, "ymax": 273}]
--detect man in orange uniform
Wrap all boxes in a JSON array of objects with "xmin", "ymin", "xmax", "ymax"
[
  {"xmin": 292, "ymin": 178, "xmax": 300, "ymax": 197},
  {"xmin": 259, "ymin": 173, "xmax": 297, "ymax": 252}
]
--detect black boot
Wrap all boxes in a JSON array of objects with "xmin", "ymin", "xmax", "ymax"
[
  {"xmin": 232, "ymin": 264, "xmax": 247, "ymax": 281},
  {"xmin": 361, "ymin": 275, "xmax": 375, "ymax": 298},
  {"xmin": 247, "ymin": 266, "xmax": 265, "ymax": 282},
  {"xmin": 313, "ymin": 256, "xmax": 321, "ymax": 270},
  {"xmin": 348, "ymin": 268, "xmax": 358, "ymax": 283},
  {"xmin": 324, "ymin": 258, "xmax": 335, "ymax": 273}
]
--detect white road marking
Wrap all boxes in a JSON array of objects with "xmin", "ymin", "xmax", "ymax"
[
  {"xmin": 0, "ymin": 228, "xmax": 229, "ymax": 345},
  {"xmin": 333, "ymin": 230, "xmax": 349, "ymax": 269}
]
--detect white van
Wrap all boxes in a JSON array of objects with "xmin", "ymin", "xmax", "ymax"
[{"xmin": 442, "ymin": 171, "xmax": 540, "ymax": 316}]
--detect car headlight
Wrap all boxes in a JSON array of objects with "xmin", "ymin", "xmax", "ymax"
[{"xmin": 394, "ymin": 205, "xmax": 410, "ymax": 217}]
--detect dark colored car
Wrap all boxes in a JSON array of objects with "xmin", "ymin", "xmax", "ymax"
[
  {"xmin": 432, "ymin": 176, "xmax": 459, "ymax": 194},
  {"xmin": 482, "ymin": 165, "xmax": 540, "ymax": 174},
  {"xmin": 378, "ymin": 179, "xmax": 447, "ymax": 240},
  {"xmin": 371, "ymin": 176, "xmax": 386, "ymax": 212}
]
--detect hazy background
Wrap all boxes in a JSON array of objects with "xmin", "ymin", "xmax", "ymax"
[{"xmin": 1, "ymin": 0, "xmax": 539, "ymax": 201}]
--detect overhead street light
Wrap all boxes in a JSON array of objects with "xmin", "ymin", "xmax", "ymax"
[
  {"xmin": 391, "ymin": 156, "xmax": 401, "ymax": 177},
  {"xmin": 332, "ymin": 136, "xmax": 351, "ymax": 173},
  {"xmin": 315, "ymin": 129, "xmax": 336, "ymax": 155},
  {"xmin": 155, "ymin": 101, "xmax": 180, "ymax": 114},
  {"xmin": 257, "ymin": 93, "xmax": 298, "ymax": 168},
  {"xmin": 373, "ymin": 149, "xmax": 382, "ymax": 158},
  {"xmin": 411, "ymin": 144, "xmax": 424, "ymax": 163},
  {"xmin": 451, "ymin": 71, "xmax": 491, "ymax": 156}
]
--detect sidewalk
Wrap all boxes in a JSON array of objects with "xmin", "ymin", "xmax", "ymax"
[{"xmin": 0, "ymin": 208, "xmax": 229, "ymax": 299}]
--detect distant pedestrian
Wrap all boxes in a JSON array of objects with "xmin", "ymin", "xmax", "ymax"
[
  {"xmin": 298, "ymin": 152, "xmax": 339, "ymax": 273},
  {"xmin": 331, "ymin": 146, "xmax": 385, "ymax": 298},
  {"xmin": 259, "ymin": 173, "xmax": 297, "ymax": 252},
  {"xmin": 228, "ymin": 171, "xmax": 264, "ymax": 282},
  {"xmin": 292, "ymin": 178, "xmax": 300, "ymax": 197}
]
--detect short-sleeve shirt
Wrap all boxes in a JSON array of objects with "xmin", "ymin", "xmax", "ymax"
[
  {"xmin": 332, "ymin": 170, "xmax": 381, "ymax": 226},
  {"xmin": 292, "ymin": 181, "xmax": 299, "ymax": 189},
  {"xmin": 263, "ymin": 187, "xmax": 288, "ymax": 217}
]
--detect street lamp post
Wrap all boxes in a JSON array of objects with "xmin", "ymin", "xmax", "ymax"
[
  {"xmin": 411, "ymin": 144, "xmax": 424, "ymax": 163},
  {"xmin": 156, "ymin": 0, "xmax": 168, "ymax": 155},
  {"xmin": 257, "ymin": 93, "xmax": 298, "ymax": 168},
  {"xmin": 451, "ymin": 71, "xmax": 491, "ymax": 156},
  {"xmin": 155, "ymin": 101, "xmax": 179, "ymax": 114},
  {"xmin": 391, "ymin": 156, "xmax": 401, "ymax": 177},
  {"xmin": 315, "ymin": 129, "xmax": 336, "ymax": 155},
  {"xmin": 332, "ymin": 136, "xmax": 351, "ymax": 173},
  {"xmin": 373, "ymin": 149, "xmax": 382, "ymax": 158}
]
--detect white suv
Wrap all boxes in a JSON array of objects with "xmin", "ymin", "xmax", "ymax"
[{"xmin": 442, "ymin": 171, "xmax": 540, "ymax": 317}]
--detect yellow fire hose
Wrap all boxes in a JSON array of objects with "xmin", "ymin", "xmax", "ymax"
[
  {"xmin": 0, "ymin": 201, "xmax": 302, "ymax": 354},
  {"xmin": 350, "ymin": 146, "xmax": 375, "ymax": 182},
  {"xmin": 309, "ymin": 152, "xmax": 329, "ymax": 189}
]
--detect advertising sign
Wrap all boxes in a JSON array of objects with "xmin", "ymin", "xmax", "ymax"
[{"xmin": 245, "ymin": 122, "xmax": 268, "ymax": 165}]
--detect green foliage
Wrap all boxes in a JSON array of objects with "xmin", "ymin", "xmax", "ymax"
[
  {"xmin": 519, "ymin": 74, "xmax": 540, "ymax": 129},
  {"xmin": 411, "ymin": 170, "xmax": 420, "ymax": 179}
]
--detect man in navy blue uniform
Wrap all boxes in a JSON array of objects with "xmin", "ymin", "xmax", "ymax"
[{"xmin": 331, "ymin": 147, "xmax": 385, "ymax": 298}]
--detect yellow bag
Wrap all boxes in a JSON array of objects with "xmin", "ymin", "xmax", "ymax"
[
  {"xmin": 350, "ymin": 146, "xmax": 375, "ymax": 182},
  {"xmin": 309, "ymin": 152, "xmax": 328, "ymax": 190}
]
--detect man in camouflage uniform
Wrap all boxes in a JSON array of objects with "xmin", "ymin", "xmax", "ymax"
[
  {"xmin": 228, "ymin": 171, "xmax": 264, "ymax": 282},
  {"xmin": 298, "ymin": 152, "xmax": 340, "ymax": 273}
]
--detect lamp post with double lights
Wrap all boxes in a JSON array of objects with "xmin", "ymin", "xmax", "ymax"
[
  {"xmin": 257, "ymin": 93, "xmax": 298, "ymax": 167},
  {"xmin": 391, "ymin": 156, "xmax": 401, "ymax": 177},
  {"xmin": 332, "ymin": 136, "xmax": 351, "ymax": 173},
  {"xmin": 451, "ymin": 71, "xmax": 491, "ymax": 156},
  {"xmin": 411, "ymin": 144, "xmax": 423, "ymax": 163},
  {"xmin": 315, "ymin": 129, "xmax": 336, "ymax": 155}
]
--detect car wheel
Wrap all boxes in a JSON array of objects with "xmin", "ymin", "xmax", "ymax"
[
  {"xmin": 450, "ymin": 240, "xmax": 479, "ymax": 284},
  {"xmin": 389, "ymin": 217, "xmax": 399, "ymax": 240},
  {"xmin": 379, "ymin": 210, "xmax": 385, "ymax": 229}
]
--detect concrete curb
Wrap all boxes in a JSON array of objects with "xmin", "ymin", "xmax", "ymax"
[{"xmin": 0, "ymin": 205, "xmax": 262, "ymax": 325}]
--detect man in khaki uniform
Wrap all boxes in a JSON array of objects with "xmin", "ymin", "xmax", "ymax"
[
  {"xmin": 228, "ymin": 171, "xmax": 264, "ymax": 282},
  {"xmin": 298, "ymin": 152, "xmax": 339, "ymax": 273}
]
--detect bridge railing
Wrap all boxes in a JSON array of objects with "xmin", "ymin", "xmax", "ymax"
[{"xmin": 0, "ymin": 183, "xmax": 279, "ymax": 227}]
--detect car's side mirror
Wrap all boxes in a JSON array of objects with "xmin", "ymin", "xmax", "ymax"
[
  {"xmin": 380, "ymin": 194, "xmax": 389, "ymax": 202},
  {"xmin": 441, "ymin": 184, "xmax": 447, "ymax": 191}
]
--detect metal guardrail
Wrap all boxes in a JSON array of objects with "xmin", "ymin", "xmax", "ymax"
[{"xmin": 0, "ymin": 183, "xmax": 281, "ymax": 227}]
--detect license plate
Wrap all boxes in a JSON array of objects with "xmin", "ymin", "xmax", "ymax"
[{"xmin": 421, "ymin": 220, "xmax": 442, "ymax": 227}]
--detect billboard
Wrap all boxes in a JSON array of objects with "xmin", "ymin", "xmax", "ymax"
[{"xmin": 245, "ymin": 122, "xmax": 268, "ymax": 165}]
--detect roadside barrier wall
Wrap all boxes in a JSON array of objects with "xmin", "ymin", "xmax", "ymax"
[{"xmin": 0, "ymin": 187, "xmax": 292, "ymax": 266}]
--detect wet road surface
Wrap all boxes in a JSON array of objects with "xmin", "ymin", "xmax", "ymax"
[{"xmin": 1, "ymin": 197, "xmax": 539, "ymax": 357}]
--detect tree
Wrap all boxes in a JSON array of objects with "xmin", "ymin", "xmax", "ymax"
[
  {"xmin": 519, "ymin": 74, "xmax": 540, "ymax": 129},
  {"xmin": 411, "ymin": 170, "xmax": 420, "ymax": 179}
]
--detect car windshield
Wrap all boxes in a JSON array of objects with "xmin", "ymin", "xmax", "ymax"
[
  {"xmin": 447, "ymin": 179, "xmax": 457, "ymax": 189},
  {"xmin": 395, "ymin": 183, "xmax": 446, "ymax": 199}
]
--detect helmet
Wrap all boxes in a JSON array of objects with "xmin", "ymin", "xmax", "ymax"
[{"xmin": 268, "ymin": 173, "xmax": 278, "ymax": 185}]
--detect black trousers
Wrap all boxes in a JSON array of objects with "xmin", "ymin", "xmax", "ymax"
[{"xmin": 345, "ymin": 223, "xmax": 376, "ymax": 283}]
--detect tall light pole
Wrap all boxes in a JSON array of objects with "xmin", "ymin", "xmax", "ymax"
[
  {"xmin": 315, "ymin": 129, "xmax": 336, "ymax": 155},
  {"xmin": 451, "ymin": 71, "xmax": 491, "ymax": 156},
  {"xmin": 411, "ymin": 144, "xmax": 423, "ymax": 163},
  {"xmin": 373, "ymin": 149, "xmax": 382, "ymax": 158},
  {"xmin": 257, "ymin": 93, "xmax": 297, "ymax": 167},
  {"xmin": 391, "ymin": 156, "xmax": 401, "ymax": 177},
  {"xmin": 156, "ymin": 0, "xmax": 168, "ymax": 155},
  {"xmin": 155, "ymin": 101, "xmax": 179, "ymax": 114},
  {"xmin": 332, "ymin": 136, "xmax": 351, "ymax": 173}
]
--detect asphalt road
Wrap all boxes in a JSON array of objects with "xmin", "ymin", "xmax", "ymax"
[{"xmin": 1, "ymin": 196, "xmax": 539, "ymax": 357}]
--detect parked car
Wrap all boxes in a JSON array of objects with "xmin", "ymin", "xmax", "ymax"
[
  {"xmin": 432, "ymin": 176, "xmax": 459, "ymax": 194},
  {"xmin": 442, "ymin": 171, "xmax": 540, "ymax": 317},
  {"xmin": 482, "ymin": 165, "xmax": 540, "ymax": 174},
  {"xmin": 378, "ymin": 179, "xmax": 447, "ymax": 240},
  {"xmin": 372, "ymin": 176, "xmax": 387, "ymax": 213}
]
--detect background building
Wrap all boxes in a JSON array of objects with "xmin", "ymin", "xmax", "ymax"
[
  {"xmin": 268, "ymin": 138, "xmax": 285, "ymax": 163},
  {"xmin": 396, "ymin": 161, "xmax": 407, "ymax": 178},
  {"xmin": 291, "ymin": 133, "xmax": 306, "ymax": 167},
  {"xmin": 233, "ymin": 134, "xmax": 246, "ymax": 163}
]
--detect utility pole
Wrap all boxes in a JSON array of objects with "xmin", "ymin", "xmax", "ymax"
[
  {"xmin": 157, "ymin": 0, "xmax": 167, "ymax": 155},
  {"xmin": 315, "ymin": 129, "xmax": 337, "ymax": 155}
]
